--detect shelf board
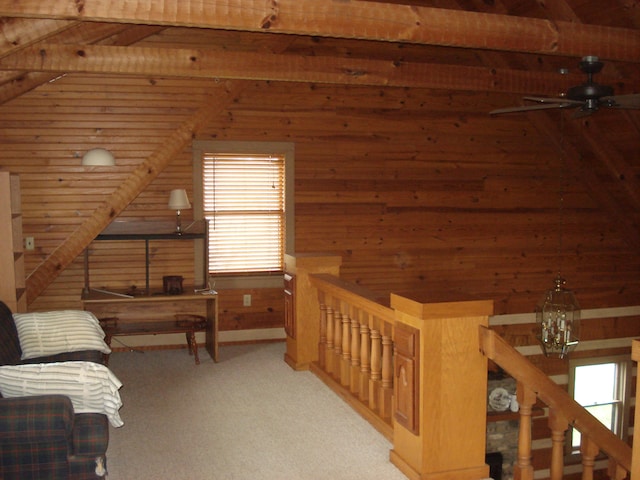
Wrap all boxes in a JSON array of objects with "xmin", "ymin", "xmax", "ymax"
[{"xmin": 96, "ymin": 220, "xmax": 206, "ymax": 240}]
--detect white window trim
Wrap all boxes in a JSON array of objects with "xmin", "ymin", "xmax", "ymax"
[
  {"xmin": 192, "ymin": 140, "xmax": 294, "ymax": 289},
  {"xmin": 567, "ymin": 354, "xmax": 632, "ymax": 456}
]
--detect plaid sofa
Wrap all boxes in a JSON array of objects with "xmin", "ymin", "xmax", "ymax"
[{"xmin": 0, "ymin": 301, "xmax": 109, "ymax": 479}]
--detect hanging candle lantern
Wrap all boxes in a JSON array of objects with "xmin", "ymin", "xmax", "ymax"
[{"xmin": 535, "ymin": 275, "xmax": 581, "ymax": 359}]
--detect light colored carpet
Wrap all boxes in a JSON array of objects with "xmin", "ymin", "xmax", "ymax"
[{"xmin": 106, "ymin": 342, "xmax": 407, "ymax": 479}]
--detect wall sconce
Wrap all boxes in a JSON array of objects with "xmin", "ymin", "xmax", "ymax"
[
  {"xmin": 81, "ymin": 148, "xmax": 115, "ymax": 166},
  {"xmin": 168, "ymin": 189, "xmax": 191, "ymax": 235},
  {"xmin": 535, "ymin": 275, "xmax": 581, "ymax": 359}
]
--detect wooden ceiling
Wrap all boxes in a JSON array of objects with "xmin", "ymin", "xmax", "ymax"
[
  {"xmin": 0, "ymin": 0, "xmax": 639, "ymax": 99},
  {"xmin": 0, "ymin": 0, "xmax": 639, "ymax": 302}
]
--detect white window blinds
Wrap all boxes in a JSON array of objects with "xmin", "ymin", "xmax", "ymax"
[{"xmin": 202, "ymin": 153, "xmax": 285, "ymax": 274}]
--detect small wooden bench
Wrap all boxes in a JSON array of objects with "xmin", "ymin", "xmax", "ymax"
[{"xmin": 100, "ymin": 315, "xmax": 207, "ymax": 365}]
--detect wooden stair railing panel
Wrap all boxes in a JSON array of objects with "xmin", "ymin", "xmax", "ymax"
[
  {"xmin": 308, "ymin": 273, "xmax": 395, "ymax": 437},
  {"xmin": 479, "ymin": 326, "xmax": 632, "ymax": 479}
]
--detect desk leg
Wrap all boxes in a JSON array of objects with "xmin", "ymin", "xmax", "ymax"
[
  {"xmin": 187, "ymin": 331, "xmax": 200, "ymax": 365},
  {"xmin": 205, "ymin": 297, "xmax": 218, "ymax": 362}
]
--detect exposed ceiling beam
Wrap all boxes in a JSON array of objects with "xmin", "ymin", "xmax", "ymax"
[
  {"xmin": 0, "ymin": 0, "xmax": 639, "ymax": 62},
  {"xmin": 25, "ymin": 80, "xmax": 247, "ymax": 303},
  {"xmin": 0, "ymin": 23, "xmax": 165, "ymax": 104},
  {"xmin": 0, "ymin": 17, "xmax": 76, "ymax": 58},
  {"xmin": 0, "ymin": 43, "xmax": 595, "ymax": 95}
]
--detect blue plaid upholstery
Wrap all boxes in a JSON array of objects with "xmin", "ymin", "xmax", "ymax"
[{"xmin": 0, "ymin": 301, "xmax": 110, "ymax": 479}]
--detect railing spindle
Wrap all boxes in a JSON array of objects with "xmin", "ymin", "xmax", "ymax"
[
  {"xmin": 580, "ymin": 435, "xmax": 599, "ymax": 480},
  {"xmin": 380, "ymin": 333, "xmax": 393, "ymax": 420},
  {"xmin": 607, "ymin": 461, "xmax": 627, "ymax": 480},
  {"xmin": 333, "ymin": 308, "xmax": 342, "ymax": 378},
  {"xmin": 325, "ymin": 305, "xmax": 334, "ymax": 374},
  {"xmin": 350, "ymin": 314, "xmax": 361, "ymax": 394},
  {"xmin": 341, "ymin": 308, "xmax": 351, "ymax": 386},
  {"xmin": 369, "ymin": 328, "xmax": 381, "ymax": 412},
  {"xmin": 548, "ymin": 409, "xmax": 568, "ymax": 480},
  {"xmin": 318, "ymin": 300, "xmax": 327, "ymax": 369},
  {"xmin": 359, "ymin": 322, "xmax": 370, "ymax": 403},
  {"xmin": 514, "ymin": 382, "xmax": 536, "ymax": 480}
]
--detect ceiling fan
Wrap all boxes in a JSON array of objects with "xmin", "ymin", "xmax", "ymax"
[{"xmin": 490, "ymin": 56, "xmax": 640, "ymax": 117}]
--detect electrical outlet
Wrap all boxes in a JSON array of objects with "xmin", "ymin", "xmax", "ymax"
[
  {"xmin": 243, "ymin": 294, "xmax": 252, "ymax": 307},
  {"xmin": 25, "ymin": 237, "xmax": 35, "ymax": 250}
]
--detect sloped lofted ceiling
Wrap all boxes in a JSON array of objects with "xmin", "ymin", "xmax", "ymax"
[{"xmin": 0, "ymin": 0, "xmax": 638, "ymax": 302}]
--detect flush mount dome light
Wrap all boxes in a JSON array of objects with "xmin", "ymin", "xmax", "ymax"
[{"xmin": 82, "ymin": 148, "xmax": 115, "ymax": 166}]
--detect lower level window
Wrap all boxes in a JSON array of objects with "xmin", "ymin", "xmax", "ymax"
[{"xmin": 568, "ymin": 355, "xmax": 631, "ymax": 453}]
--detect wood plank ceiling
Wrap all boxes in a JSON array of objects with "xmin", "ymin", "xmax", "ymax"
[{"xmin": 0, "ymin": 0, "xmax": 638, "ymax": 301}]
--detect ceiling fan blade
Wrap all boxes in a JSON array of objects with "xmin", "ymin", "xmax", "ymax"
[
  {"xmin": 603, "ymin": 93, "xmax": 640, "ymax": 109},
  {"xmin": 523, "ymin": 96, "xmax": 583, "ymax": 105},
  {"xmin": 490, "ymin": 102, "xmax": 576, "ymax": 116}
]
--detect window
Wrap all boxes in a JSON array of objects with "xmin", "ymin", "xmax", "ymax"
[
  {"xmin": 568, "ymin": 355, "xmax": 631, "ymax": 453},
  {"xmin": 193, "ymin": 141, "xmax": 294, "ymax": 279}
]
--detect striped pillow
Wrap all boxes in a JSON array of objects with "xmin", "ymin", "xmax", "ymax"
[
  {"xmin": 13, "ymin": 310, "xmax": 111, "ymax": 360},
  {"xmin": 0, "ymin": 361, "xmax": 123, "ymax": 427}
]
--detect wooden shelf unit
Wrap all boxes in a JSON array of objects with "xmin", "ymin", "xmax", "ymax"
[
  {"xmin": 83, "ymin": 219, "xmax": 209, "ymax": 294},
  {"xmin": 0, "ymin": 172, "xmax": 26, "ymax": 312}
]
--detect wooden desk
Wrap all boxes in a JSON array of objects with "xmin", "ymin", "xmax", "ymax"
[{"xmin": 82, "ymin": 289, "xmax": 218, "ymax": 363}]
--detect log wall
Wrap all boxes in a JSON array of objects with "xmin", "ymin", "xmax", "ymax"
[{"xmin": 0, "ymin": 72, "xmax": 638, "ymax": 335}]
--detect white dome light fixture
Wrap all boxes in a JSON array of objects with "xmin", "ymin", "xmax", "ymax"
[{"xmin": 82, "ymin": 148, "xmax": 115, "ymax": 166}]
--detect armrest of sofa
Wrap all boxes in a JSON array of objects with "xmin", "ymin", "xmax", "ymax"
[
  {"xmin": 21, "ymin": 350, "xmax": 105, "ymax": 365},
  {"xmin": 0, "ymin": 395, "xmax": 74, "ymax": 444}
]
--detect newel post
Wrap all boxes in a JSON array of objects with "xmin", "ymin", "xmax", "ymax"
[
  {"xmin": 389, "ymin": 294, "xmax": 494, "ymax": 480},
  {"xmin": 283, "ymin": 253, "xmax": 342, "ymax": 370}
]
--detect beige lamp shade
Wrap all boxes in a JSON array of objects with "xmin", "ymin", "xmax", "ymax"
[
  {"xmin": 82, "ymin": 148, "xmax": 115, "ymax": 166},
  {"xmin": 168, "ymin": 189, "xmax": 191, "ymax": 210}
]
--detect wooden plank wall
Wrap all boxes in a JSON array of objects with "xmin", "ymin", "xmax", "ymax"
[
  {"xmin": 0, "ymin": 44, "xmax": 638, "ymax": 480},
  {"xmin": 1, "ymin": 71, "xmax": 638, "ymax": 322}
]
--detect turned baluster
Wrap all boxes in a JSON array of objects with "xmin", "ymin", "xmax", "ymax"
[
  {"xmin": 369, "ymin": 328, "xmax": 382, "ymax": 412},
  {"xmin": 580, "ymin": 435, "xmax": 599, "ymax": 480},
  {"xmin": 318, "ymin": 301, "xmax": 327, "ymax": 369},
  {"xmin": 514, "ymin": 382, "xmax": 536, "ymax": 480},
  {"xmin": 607, "ymin": 462, "xmax": 628, "ymax": 480},
  {"xmin": 325, "ymin": 305, "xmax": 334, "ymax": 374},
  {"xmin": 340, "ymin": 308, "xmax": 351, "ymax": 386},
  {"xmin": 333, "ymin": 308, "xmax": 343, "ymax": 378},
  {"xmin": 548, "ymin": 408, "xmax": 568, "ymax": 480},
  {"xmin": 350, "ymin": 314, "xmax": 361, "ymax": 394},
  {"xmin": 379, "ymin": 333, "xmax": 393, "ymax": 420},
  {"xmin": 359, "ymin": 323, "xmax": 370, "ymax": 402}
]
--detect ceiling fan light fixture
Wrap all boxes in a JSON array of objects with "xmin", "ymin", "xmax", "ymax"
[{"xmin": 489, "ymin": 56, "xmax": 640, "ymax": 117}]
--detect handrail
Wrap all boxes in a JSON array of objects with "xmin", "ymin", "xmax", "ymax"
[
  {"xmin": 309, "ymin": 273, "xmax": 394, "ymax": 322},
  {"xmin": 479, "ymin": 325, "xmax": 632, "ymax": 472}
]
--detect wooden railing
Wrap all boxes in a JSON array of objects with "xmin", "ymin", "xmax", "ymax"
[
  {"xmin": 308, "ymin": 273, "xmax": 396, "ymax": 439},
  {"xmin": 479, "ymin": 326, "xmax": 632, "ymax": 480},
  {"xmin": 284, "ymin": 254, "xmax": 638, "ymax": 480}
]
